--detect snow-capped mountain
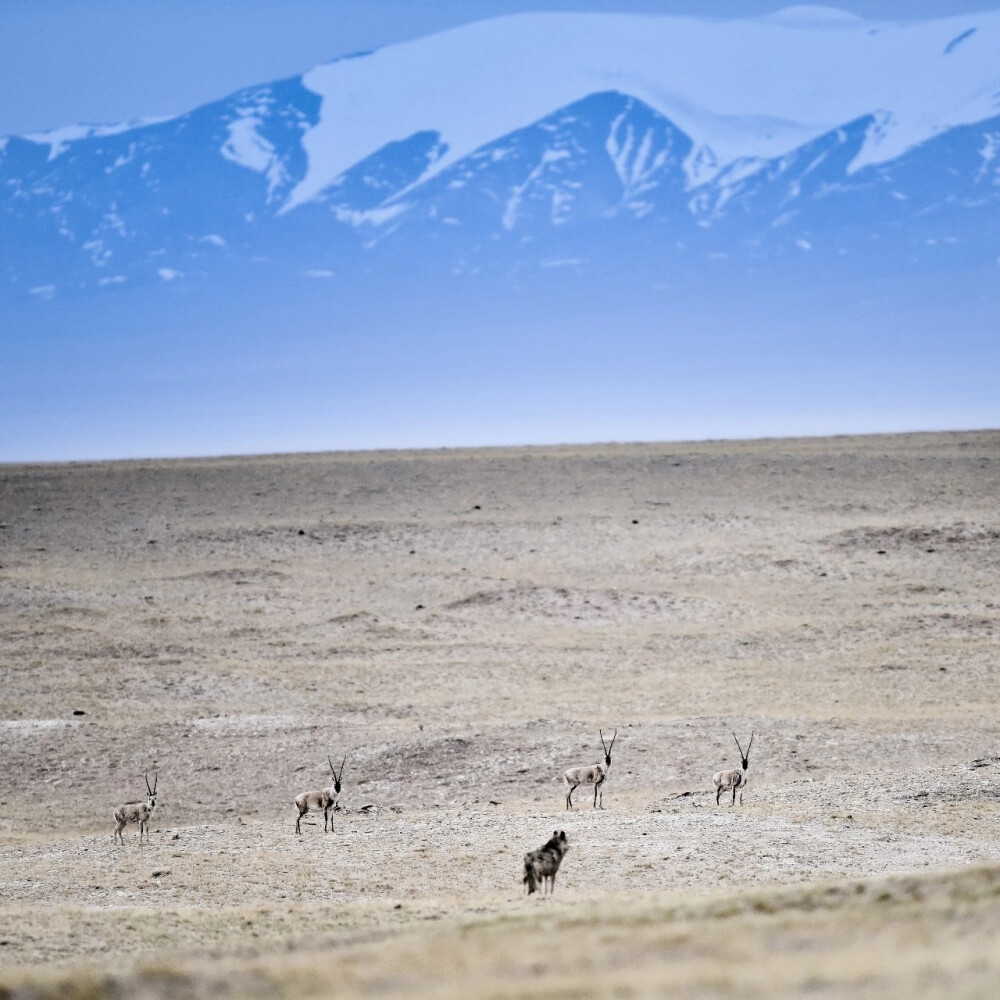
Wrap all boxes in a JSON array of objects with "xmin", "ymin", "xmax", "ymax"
[{"xmin": 3, "ymin": 7, "xmax": 1000, "ymax": 301}]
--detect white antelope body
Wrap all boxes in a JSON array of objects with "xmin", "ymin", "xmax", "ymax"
[
  {"xmin": 294, "ymin": 754, "xmax": 346, "ymax": 834},
  {"xmin": 713, "ymin": 731, "xmax": 754, "ymax": 806},
  {"xmin": 564, "ymin": 729, "xmax": 617, "ymax": 810},
  {"xmin": 113, "ymin": 772, "xmax": 157, "ymax": 844}
]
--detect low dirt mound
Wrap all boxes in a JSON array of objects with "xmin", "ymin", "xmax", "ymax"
[
  {"xmin": 445, "ymin": 585, "xmax": 737, "ymax": 625},
  {"xmin": 828, "ymin": 522, "xmax": 1000, "ymax": 553}
]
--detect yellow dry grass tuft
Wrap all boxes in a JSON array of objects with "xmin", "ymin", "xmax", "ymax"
[{"xmin": 6, "ymin": 864, "xmax": 1000, "ymax": 1000}]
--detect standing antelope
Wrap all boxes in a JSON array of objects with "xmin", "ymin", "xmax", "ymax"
[
  {"xmin": 294, "ymin": 754, "xmax": 346, "ymax": 834},
  {"xmin": 713, "ymin": 731, "xmax": 754, "ymax": 805},
  {"xmin": 113, "ymin": 772, "xmax": 158, "ymax": 845},
  {"xmin": 564, "ymin": 729, "xmax": 617, "ymax": 810}
]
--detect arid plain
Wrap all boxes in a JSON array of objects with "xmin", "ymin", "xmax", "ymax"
[{"xmin": 1, "ymin": 431, "xmax": 999, "ymax": 999}]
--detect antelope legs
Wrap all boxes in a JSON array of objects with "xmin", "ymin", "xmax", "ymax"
[{"xmin": 566, "ymin": 782, "xmax": 579, "ymax": 810}]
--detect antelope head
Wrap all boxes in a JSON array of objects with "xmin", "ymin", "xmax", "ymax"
[
  {"xmin": 600, "ymin": 728, "xmax": 617, "ymax": 767},
  {"xmin": 144, "ymin": 771, "xmax": 158, "ymax": 807},
  {"xmin": 732, "ymin": 731, "xmax": 754, "ymax": 771},
  {"xmin": 328, "ymin": 754, "xmax": 347, "ymax": 795}
]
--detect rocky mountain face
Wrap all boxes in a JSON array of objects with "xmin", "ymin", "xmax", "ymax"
[{"xmin": 3, "ymin": 9, "xmax": 999, "ymax": 301}]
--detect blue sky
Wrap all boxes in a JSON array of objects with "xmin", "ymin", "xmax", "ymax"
[{"xmin": 2, "ymin": 0, "xmax": 995, "ymax": 135}]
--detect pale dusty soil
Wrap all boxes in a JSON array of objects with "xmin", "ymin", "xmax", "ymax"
[{"xmin": 0, "ymin": 432, "xmax": 999, "ymax": 995}]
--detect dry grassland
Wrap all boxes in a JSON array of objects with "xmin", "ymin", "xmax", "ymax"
[{"xmin": 1, "ymin": 431, "xmax": 998, "ymax": 997}]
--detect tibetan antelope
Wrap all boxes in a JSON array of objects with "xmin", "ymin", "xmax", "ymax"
[
  {"xmin": 714, "ymin": 731, "xmax": 754, "ymax": 805},
  {"xmin": 113, "ymin": 772, "xmax": 158, "ymax": 845},
  {"xmin": 523, "ymin": 830, "xmax": 569, "ymax": 896},
  {"xmin": 564, "ymin": 728, "xmax": 617, "ymax": 810},
  {"xmin": 294, "ymin": 754, "xmax": 346, "ymax": 834}
]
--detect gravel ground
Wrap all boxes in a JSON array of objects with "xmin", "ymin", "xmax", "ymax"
[{"xmin": 1, "ymin": 431, "xmax": 998, "ymax": 979}]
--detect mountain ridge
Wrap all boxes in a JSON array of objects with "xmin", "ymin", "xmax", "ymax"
[{"xmin": 3, "ymin": 7, "xmax": 1000, "ymax": 302}]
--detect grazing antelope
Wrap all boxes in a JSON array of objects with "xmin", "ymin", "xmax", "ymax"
[
  {"xmin": 714, "ymin": 731, "xmax": 754, "ymax": 805},
  {"xmin": 564, "ymin": 728, "xmax": 617, "ymax": 810},
  {"xmin": 294, "ymin": 754, "xmax": 346, "ymax": 834},
  {"xmin": 523, "ymin": 830, "xmax": 569, "ymax": 896},
  {"xmin": 113, "ymin": 772, "xmax": 158, "ymax": 845}
]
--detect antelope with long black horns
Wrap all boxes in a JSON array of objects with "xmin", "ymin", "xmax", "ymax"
[
  {"xmin": 294, "ymin": 754, "xmax": 346, "ymax": 834},
  {"xmin": 563, "ymin": 729, "xmax": 617, "ymax": 810},
  {"xmin": 713, "ymin": 731, "xmax": 754, "ymax": 805},
  {"xmin": 113, "ymin": 771, "xmax": 158, "ymax": 845}
]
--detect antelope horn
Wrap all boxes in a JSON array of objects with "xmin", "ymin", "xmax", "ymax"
[
  {"xmin": 600, "ymin": 730, "xmax": 609, "ymax": 754},
  {"xmin": 732, "ymin": 732, "xmax": 746, "ymax": 758},
  {"xmin": 152, "ymin": 771, "xmax": 157, "ymax": 793},
  {"xmin": 608, "ymin": 728, "xmax": 618, "ymax": 750},
  {"xmin": 328, "ymin": 755, "xmax": 336, "ymax": 776},
  {"xmin": 746, "ymin": 732, "xmax": 755, "ymax": 755},
  {"xmin": 145, "ymin": 772, "xmax": 153, "ymax": 795},
  {"xmin": 337, "ymin": 754, "xmax": 347, "ymax": 782}
]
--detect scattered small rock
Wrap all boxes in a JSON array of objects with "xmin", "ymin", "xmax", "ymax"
[
  {"xmin": 72, "ymin": 709, "xmax": 86, "ymax": 716},
  {"xmin": 151, "ymin": 869, "xmax": 171, "ymax": 878}
]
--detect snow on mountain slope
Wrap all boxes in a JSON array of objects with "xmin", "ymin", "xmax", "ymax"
[
  {"xmin": 285, "ymin": 8, "xmax": 1000, "ymax": 210},
  {"xmin": 22, "ymin": 118, "xmax": 172, "ymax": 161},
  {"xmin": 2, "ymin": 6, "xmax": 1000, "ymax": 301}
]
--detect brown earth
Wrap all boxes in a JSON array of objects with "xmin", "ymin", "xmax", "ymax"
[{"xmin": 1, "ymin": 431, "xmax": 998, "ymax": 997}]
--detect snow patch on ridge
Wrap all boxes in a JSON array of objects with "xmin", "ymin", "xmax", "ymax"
[
  {"xmin": 606, "ymin": 106, "xmax": 669, "ymax": 214},
  {"xmin": 977, "ymin": 131, "xmax": 1000, "ymax": 182},
  {"xmin": 283, "ymin": 10, "xmax": 1000, "ymax": 212},
  {"xmin": 502, "ymin": 149, "xmax": 570, "ymax": 230},
  {"xmin": 221, "ymin": 108, "xmax": 288, "ymax": 201},
  {"xmin": 333, "ymin": 203, "xmax": 410, "ymax": 227},
  {"xmin": 24, "ymin": 118, "xmax": 170, "ymax": 160}
]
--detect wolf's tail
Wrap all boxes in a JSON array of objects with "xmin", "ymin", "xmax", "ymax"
[{"xmin": 523, "ymin": 855, "xmax": 538, "ymax": 894}]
